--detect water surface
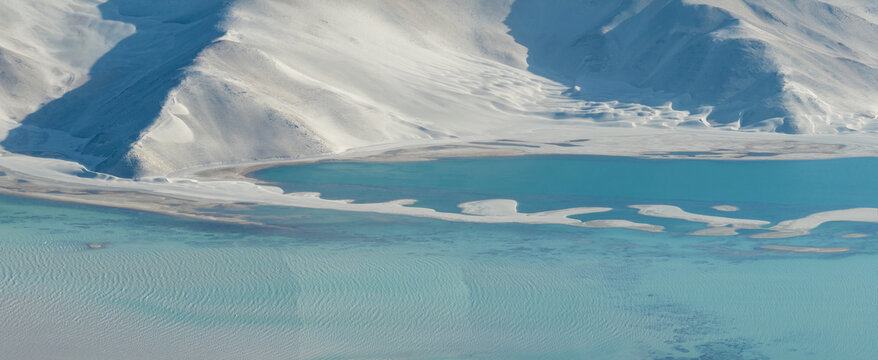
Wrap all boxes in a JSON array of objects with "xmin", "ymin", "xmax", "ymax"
[{"xmin": 2, "ymin": 156, "xmax": 877, "ymax": 359}]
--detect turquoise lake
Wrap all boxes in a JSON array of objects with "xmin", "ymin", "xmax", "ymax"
[{"xmin": 2, "ymin": 156, "xmax": 877, "ymax": 359}]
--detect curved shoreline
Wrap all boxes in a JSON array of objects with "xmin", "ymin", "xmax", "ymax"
[
  {"xmin": 181, "ymin": 127, "xmax": 878, "ymax": 181},
  {"xmin": 0, "ymin": 129, "xmax": 877, "ymax": 241}
]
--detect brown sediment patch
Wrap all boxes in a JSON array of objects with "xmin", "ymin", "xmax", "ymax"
[{"xmin": 760, "ymin": 245, "xmax": 850, "ymax": 253}]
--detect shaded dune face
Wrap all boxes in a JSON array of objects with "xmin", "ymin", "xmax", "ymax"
[
  {"xmin": 505, "ymin": 0, "xmax": 878, "ymax": 133},
  {"xmin": 1, "ymin": 0, "xmax": 538, "ymax": 178},
  {"xmin": 3, "ymin": 0, "xmax": 878, "ymax": 178},
  {"xmin": 1, "ymin": 0, "xmax": 231, "ymax": 177}
]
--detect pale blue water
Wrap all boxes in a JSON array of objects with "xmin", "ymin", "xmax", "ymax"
[
  {"xmin": 253, "ymin": 156, "xmax": 878, "ymax": 223},
  {"xmin": 2, "ymin": 156, "xmax": 877, "ymax": 359}
]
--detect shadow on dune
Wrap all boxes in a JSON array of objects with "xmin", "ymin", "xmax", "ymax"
[
  {"xmin": 503, "ymin": 0, "xmax": 793, "ymax": 132},
  {"xmin": 2, "ymin": 0, "xmax": 230, "ymax": 177}
]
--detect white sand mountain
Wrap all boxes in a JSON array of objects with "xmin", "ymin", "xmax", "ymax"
[
  {"xmin": 508, "ymin": 0, "xmax": 878, "ymax": 133},
  {"xmin": 1, "ymin": 0, "xmax": 878, "ymax": 177}
]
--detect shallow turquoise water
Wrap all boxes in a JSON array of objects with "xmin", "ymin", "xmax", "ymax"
[
  {"xmin": 253, "ymin": 155, "xmax": 878, "ymax": 222},
  {"xmin": 2, "ymin": 156, "xmax": 878, "ymax": 359}
]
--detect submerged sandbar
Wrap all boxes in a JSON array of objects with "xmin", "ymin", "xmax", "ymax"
[{"xmin": 760, "ymin": 245, "xmax": 850, "ymax": 253}]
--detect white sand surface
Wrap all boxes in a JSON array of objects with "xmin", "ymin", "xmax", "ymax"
[
  {"xmin": 752, "ymin": 208, "xmax": 878, "ymax": 239},
  {"xmin": 760, "ymin": 245, "xmax": 850, "ymax": 253},
  {"xmin": 6, "ymin": 0, "xmax": 878, "ymax": 178},
  {"xmin": 711, "ymin": 205, "xmax": 739, "ymax": 212},
  {"xmin": 578, "ymin": 220, "xmax": 664, "ymax": 233},
  {"xmin": 459, "ymin": 199, "xmax": 522, "ymax": 216},
  {"xmin": 630, "ymin": 205, "xmax": 770, "ymax": 229}
]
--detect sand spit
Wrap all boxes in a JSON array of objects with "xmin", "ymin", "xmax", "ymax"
[
  {"xmin": 578, "ymin": 220, "xmax": 664, "ymax": 232},
  {"xmin": 455, "ymin": 199, "xmax": 662, "ymax": 231},
  {"xmin": 760, "ymin": 245, "xmax": 850, "ymax": 253},
  {"xmin": 712, "ymin": 205, "xmax": 739, "ymax": 212},
  {"xmin": 630, "ymin": 205, "xmax": 770, "ymax": 228},
  {"xmin": 631, "ymin": 205, "xmax": 769, "ymax": 236},
  {"xmin": 752, "ymin": 208, "xmax": 878, "ymax": 239}
]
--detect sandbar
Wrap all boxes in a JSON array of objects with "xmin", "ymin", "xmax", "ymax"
[{"xmin": 760, "ymin": 245, "xmax": 850, "ymax": 253}]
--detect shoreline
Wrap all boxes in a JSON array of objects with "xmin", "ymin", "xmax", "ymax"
[
  {"xmin": 0, "ymin": 127, "xmax": 877, "ymax": 240},
  {"xmin": 161, "ymin": 126, "xmax": 878, "ymax": 181}
]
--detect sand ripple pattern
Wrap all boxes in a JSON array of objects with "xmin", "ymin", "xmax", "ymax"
[{"xmin": 0, "ymin": 240, "xmax": 647, "ymax": 359}]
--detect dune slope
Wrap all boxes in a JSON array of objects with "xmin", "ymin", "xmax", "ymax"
[
  {"xmin": 507, "ymin": 0, "xmax": 878, "ymax": 133},
  {"xmin": 2, "ymin": 0, "xmax": 878, "ymax": 177}
]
